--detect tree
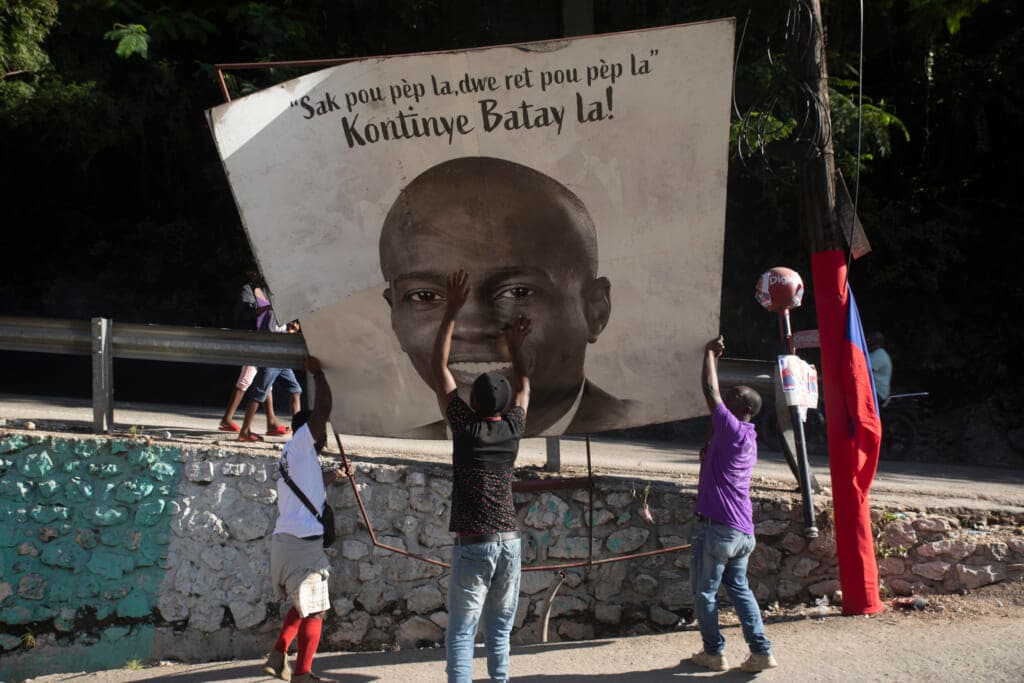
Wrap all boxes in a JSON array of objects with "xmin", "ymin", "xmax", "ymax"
[
  {"xmin": 0, "ymin": 0, "xmax": 58, "ymax": 78},
  {"xmin": 0, "ymin": 0, "xmax": 1019, "ymax": 410}
]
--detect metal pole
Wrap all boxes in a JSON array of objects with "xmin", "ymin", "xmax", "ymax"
[
  {"xmin": 778, "ymin": 311, "xmax": 819, "ymax": 538},
  {"xmin": 91, "ymin": 317, "xmax": 113, "ymax": 433},
  {"xmin": 538, "ymin": 571, "xmax": 568, "ymax": 643},
  {"xmin": 586, "ymin": 435, "xmax": 594, "ymax": 566},
  {"xmin": 544, "ymin": 436, "xmax": 561, "ymax": 472},
  {"xmin": 305, "ymin": 371, "xmax": 316, "ymax": 410},
  {"xmin": 790, "ymin": 405, "xmax": 819, "ymax": 538}
]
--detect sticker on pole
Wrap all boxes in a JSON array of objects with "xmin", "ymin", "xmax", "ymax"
[{"xmin": 778, "ymin": 355, "xmax": 818, "ymax": 410}]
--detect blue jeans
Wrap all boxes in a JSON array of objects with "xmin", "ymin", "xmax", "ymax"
[
  {"xmin": 690, "ymin": 520, "xmax": 771, "ymax": 656},
  {"xmin": 446, "ymin": 539, "xmax": 521, "ymax": 683},
  {"xmin": 251, "ymin": 367, "xmax": 301, "ymax": 403}
]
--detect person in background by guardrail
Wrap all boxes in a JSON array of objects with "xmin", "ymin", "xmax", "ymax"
[
  {"xmin": 238, "ymin": 287, "xmax": 302, "ymax": 442},
  {"xmin": 867, "ymin": 331, "xmax": 892, "ymax": 402},
  {"xmin": 219, "ymin": 274, "xmax": 274, "ymax": 432}
]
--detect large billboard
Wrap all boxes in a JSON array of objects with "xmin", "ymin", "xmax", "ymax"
[{"xmin": 207, "ymin": 20, "xmax": 736, "ymax": 438}]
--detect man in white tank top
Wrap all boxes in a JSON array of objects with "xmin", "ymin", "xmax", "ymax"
[{"xmin": 264, "ymin": 356, "xmax": 347, "ymax": 683}]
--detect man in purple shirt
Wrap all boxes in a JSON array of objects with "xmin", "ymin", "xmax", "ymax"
[{"xmin": 689, "ymin": 335, "xmax": 777, "ymax": 673}]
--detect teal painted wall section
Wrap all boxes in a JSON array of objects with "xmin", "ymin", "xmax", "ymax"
[{"xmin": 0, "ymin": 434, "xmax": 180, "ymax": 680}]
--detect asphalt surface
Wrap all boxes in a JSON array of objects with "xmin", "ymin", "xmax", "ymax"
[{"xmin": 23, "ymin": 610, "xmax": 1024, "ymax": 682}]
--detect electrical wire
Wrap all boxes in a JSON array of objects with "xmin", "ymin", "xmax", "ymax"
[
  {"xmin": 731, "ymin": 0, "xmax": 867, "ymax": 286},
  {"xmin": 733, "ymin": 9, "xmax": 751, "ymax": 122}
]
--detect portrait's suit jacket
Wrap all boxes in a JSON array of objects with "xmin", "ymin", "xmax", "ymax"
[{"xmin": 401, "ymin": 379, "xmax": 642, "ymax": 439}]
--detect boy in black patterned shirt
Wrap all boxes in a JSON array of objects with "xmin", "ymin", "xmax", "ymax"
[{"xmin": 431, "ymin": 269, "xmax": 531, "ymax": 683}]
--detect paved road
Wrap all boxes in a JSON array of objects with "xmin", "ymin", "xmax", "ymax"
[
  {"xmin": 24, "ymin": 609, "xmax": 1024, "ymax": 682},
  {"xmin": 2, "ymin": 394, "xmax": 1022, "ymax": 513}
]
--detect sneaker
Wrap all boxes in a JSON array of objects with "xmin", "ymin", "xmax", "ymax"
[
  {"xmin": 740, "ymin": 652, "xmax": 778, "ymax": 672},
  {"xmin": 292, "ymin": 673, "xmax": 336, "ymax": 683},
  {"xmin": 263, "ymin": 649, "xmax": 291, "ymax": 680},
  {"xmin": 690, "ymin": 650, "xmax": 729, "ymax": 671}
]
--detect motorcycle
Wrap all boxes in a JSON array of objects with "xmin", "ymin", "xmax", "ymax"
[
  {"xmin": 878, "ymin": 392, "xmax": 929, "ymax": 459},
  {"xmin": 756, "ymin": 391, "xmax": 929, "ymax": 461}
]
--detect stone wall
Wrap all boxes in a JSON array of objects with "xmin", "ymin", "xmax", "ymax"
[
  {"xmin": 2, "ymin": 433, "xmax": 1023, "ymax": 679},
  {"xmin": 873, "ymin": 510, "xmax": 1024, "ymax": 595}
]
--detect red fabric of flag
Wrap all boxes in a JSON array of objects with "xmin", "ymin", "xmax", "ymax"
[{"xmin": 811, "ymin": 249, "xmax": 884, "ymax": 615}]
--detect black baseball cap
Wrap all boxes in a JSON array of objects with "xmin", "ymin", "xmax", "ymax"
[{"xmin": 472, "ymin": 372, "xmax": 511, "ymax": 416}]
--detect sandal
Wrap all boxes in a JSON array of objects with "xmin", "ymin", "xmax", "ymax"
[
  {"xmin": 218, "ymin": 422, "xmax": 240, "ymax": 432},
  {"xmin": 267, "ymin": 425, "xmax": 291, "ymax": 436},
  {"xmin": 238, "ymin": 433, "xmax": 264, "ymax": 442}
]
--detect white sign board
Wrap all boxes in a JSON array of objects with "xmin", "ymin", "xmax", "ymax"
[{"xmin": 207, "ymin": 20, "xmax": 736, "ymax": 438}]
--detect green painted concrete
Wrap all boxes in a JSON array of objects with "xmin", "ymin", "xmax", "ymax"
[
  {"xmin": 0, "ymin": 434, "xmax": 181, "ymax": 679},
  {"xmin": 0, "ymin": 624, "xmax": 155, "ymax": 681}
]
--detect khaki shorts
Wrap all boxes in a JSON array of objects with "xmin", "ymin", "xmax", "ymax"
[{"xmin": 271, "ymin": 533, "xmax": 331, "ymax": 617}]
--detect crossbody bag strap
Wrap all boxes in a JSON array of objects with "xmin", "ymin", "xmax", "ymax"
[{"xmin": 279, "ymin": 462, "xmax": 324, "ymax": 523}]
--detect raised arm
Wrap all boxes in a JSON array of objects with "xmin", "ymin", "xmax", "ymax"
[
  {"xmin": 504, "ymin": 315, "xmax": 532, "ymax": 414},
  {"xmin": 702, "ymin": 335, "xmax": 725, "ymax": 412},
  {"xmin": 305, "ymin": 355, "xmax": 332, "ymax": 445},
  {"xmin": 431, "ymin": 270, "xmax": 470, "ymax": 415}
]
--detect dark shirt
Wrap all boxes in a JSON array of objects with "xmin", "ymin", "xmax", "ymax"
[{"xmin": 446, "ymin": 396, "xmax": 525, "ymax": 534}]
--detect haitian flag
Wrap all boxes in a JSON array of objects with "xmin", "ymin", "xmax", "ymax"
[{"xmin": 811, "ymin": 249, "xmax": 884, "ymax": 615}]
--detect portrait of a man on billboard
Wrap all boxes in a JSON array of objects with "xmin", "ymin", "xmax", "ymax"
[{"xmin": 379, "ymin": 156, "xmax": 640, "ymax": 437}]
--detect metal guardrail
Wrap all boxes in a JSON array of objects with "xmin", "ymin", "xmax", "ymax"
[
  {"xmin": 0, "ymin": 315, "xmax": 772, "ymax": 434},
  {"xmin": 716, "ymin": 356, "xmax": 774, "ymax": 394},
  {"xmin": 0, "ymin": 316, "xmax": 307, "ymax": 366},
  {"xmin": 0, "ymin": 316, "xmax": 308, "ymax": 432}
]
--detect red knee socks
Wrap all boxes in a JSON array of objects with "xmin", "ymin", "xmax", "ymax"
[
  {"xmin": 274, "ymin": 607, "xmax": 302, "ymax": 653},
  {"xmin": 295, "ymin": 616, "xmax": 323, "ymax": 675}
]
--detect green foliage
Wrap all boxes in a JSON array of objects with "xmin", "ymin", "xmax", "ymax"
[
  {"xmin": 873, "ymin": 511, "xmax": 908, "ymax": 559},
  {"xmin": 146, "ymin": 9, "xmax": 217, "ymax": 44},
  {"xmin": 0, "ymin": 74, "xmax": 126, "ymax": 161},
  {"xmin": 877, "ymin": 544, "xmax": 908, "ymax": 559},
  {"xmin": 0, "ymin": 0, "xmax": 1019, "ymax": 411},
  {"xmin": 123, "ymin": 658, "xmax": 145, "ymax": 670},
  {"xmin": 829, "ymin": 89, "xmax": 910, "ymax": 178},
  {"xmin": 730, "ymin": 111, "xmax": 797, "ymax": 160},
  {"xmin": 104, "ymin": 23, "xmax": 150, "ymax": 59},
  {"xmin": 907, "ymin": 0, "xmax": 991, "ymax": 35},
  {"xmin": 0, "ymin": 0, "xmax": 58, "ymax": 76}
]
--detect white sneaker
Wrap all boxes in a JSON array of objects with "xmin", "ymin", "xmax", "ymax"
[
  {"xmin": 690, "ymin": 649, "xmax": 729, "ymax": 671},
  {"xmin": 740, "ymin": 652, "xmax": 778, "ymax": 672}
]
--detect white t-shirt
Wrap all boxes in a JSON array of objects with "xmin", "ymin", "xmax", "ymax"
[{"xmin": 273, "ymin": 424, "xmax": 327, "ymax": 538}]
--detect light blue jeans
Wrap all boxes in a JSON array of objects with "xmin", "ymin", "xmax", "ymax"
[
  {"xmin": 446, "ymin": 539, "xmax": 521, "ymax": 683},
  {"xmin": 690, "ymin": 520, "xmax": 772, "ymax": 656},
  {"xmin": 251, "ymin": 367, "xmax": 301, "ymax": 403}
]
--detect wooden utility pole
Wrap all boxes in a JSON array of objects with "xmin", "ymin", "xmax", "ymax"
[
  {"xmin": 796, "ymin": 0, "xmax": 842, "ymax": 252},
  {"xmin": 797, "ymin": 0, "xmax": 885, "ymax": 615}
]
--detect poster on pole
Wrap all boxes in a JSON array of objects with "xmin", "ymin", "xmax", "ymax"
[{"xmin": 207, "ymin": 19, "xmax": 736, "ymax": 438}]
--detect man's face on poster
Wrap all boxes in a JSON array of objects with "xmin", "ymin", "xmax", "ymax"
[{"xmin": 380, "ymin": 157, "xmax": 611, "ymax": 433}]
